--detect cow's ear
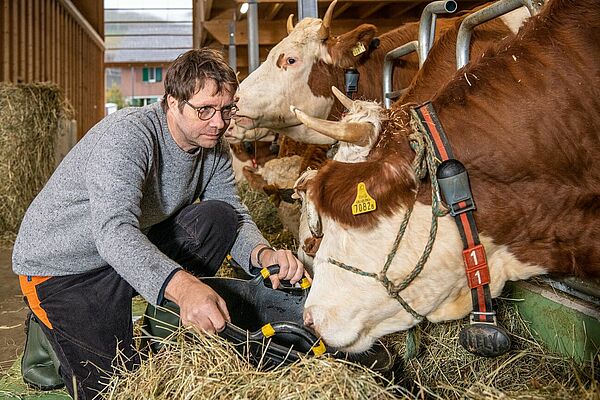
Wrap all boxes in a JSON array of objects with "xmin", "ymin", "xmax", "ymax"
[{"xmin": 327, "ymin": 24, "xmax": 378, "ymax": 68}]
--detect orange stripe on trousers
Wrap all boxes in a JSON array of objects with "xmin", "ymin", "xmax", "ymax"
[{"xmin": 19, "ymin": 275, "xmax": 53, "ymax": 329}]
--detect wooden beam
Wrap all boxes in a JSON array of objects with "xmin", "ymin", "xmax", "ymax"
[
  {"xmin": 205, "ymin": 18, "xmax": 402, "ymax": 45},
  {"xmin": 193, "ymin": 0, "xmax": 207, "ymax": 48},
  {"xmin": 265, "ymin": 3, "xmax": 283, "ymax": 20},
  {"xmin": 332, "ymin": 2, "xmax": 351, "ymax": 19},
  {"xmin": 390, "ymin": 2, "xmax": 422, "ymax": 18},
  {"xmin": 236, "ymin": 0, "xmax": 417, "ymax": 3},
  {"xmin": 205, "ymin": 0, "xmax": 213, "ymax": 20},
  {"xmin": 359, "ymin": 3, "xmax": 387, "ymax": 19}
]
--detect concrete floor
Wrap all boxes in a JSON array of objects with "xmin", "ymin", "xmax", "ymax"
[{"xmin": 0, "ymin": 246, "xmax": 28, "ymax": 373}]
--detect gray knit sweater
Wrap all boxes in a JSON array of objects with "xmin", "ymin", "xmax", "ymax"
[{"xmin": 12, "ymin": 103, "xmax": 268, "ymax": 304}]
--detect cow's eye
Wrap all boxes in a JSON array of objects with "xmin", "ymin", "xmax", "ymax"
[{"xmin": 287, "ymin": 57, "xmax": 297, "ymax": 65}]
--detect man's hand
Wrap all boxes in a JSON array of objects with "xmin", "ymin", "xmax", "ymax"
[
  {"xmin": 164, "ymin": 270, "xmax": 230, "ymax": 333},
  {"xmin": 253, "ymin": 246, "xmax": 311, "ymax": 289}
]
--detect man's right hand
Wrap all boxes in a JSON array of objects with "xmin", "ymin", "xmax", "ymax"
[{"xmin": 164, "ymin": 270, "xmax": 231, "ymax": 333}]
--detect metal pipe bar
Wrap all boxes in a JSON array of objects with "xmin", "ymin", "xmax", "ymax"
[
  {"xmin": 456, "ymin": 0, "xmax": 540, "ymax": 69},
  {"xmin": 298, "ymin": 0, "xmax": 318, "ymax": 19},
  {"xmin": 418, "ymin": 0, "xmax": 457, "ymax": 67},
  {"xmin": 229, "ymin": 21, "xmax": 237, "ymax": 73},
  {"xmin": 382, "ymin": 40, "xmax": 418, "ymax": 109},
  {"xmin": 247, "ymin": 0, "xmax": 260, "ymax": 73}
]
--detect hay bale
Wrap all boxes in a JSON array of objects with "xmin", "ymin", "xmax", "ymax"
[
  {"xmin": 102, "ymin": 329, "xmax": 399, "ymax": 400},
  {"xmin": 0, "ymin": 83, "xmax": 72, "ymax": 247}
]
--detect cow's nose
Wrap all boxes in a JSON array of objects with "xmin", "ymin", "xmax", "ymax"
[{"xmin": 303, "ymin": 308, "xmax": 315, "ymax": 329}]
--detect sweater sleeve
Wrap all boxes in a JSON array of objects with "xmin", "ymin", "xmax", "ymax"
[
  {"xmin": 84, "ymin": 124, "xmax": 181, "ymax": 304},
  {"xmin": 199, "ymin": 139, "xmax": 269, "ymax": 273}
]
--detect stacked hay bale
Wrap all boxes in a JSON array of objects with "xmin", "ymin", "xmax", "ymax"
[{"xmin": 0, "ymin": 83, "xmax": 71, "ymax": 247}]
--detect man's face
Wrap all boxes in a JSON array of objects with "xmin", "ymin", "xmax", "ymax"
[{"xmin": 167, "ymin": 79, "xmax": 236, "ymax": 151}]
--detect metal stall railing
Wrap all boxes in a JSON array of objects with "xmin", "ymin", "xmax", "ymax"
[
  {"xmin": 382, "ymin": 0, "xmax": 457, "ymax": 109},
  {"xmin": 456, "ymin": 0, "xmax": 543, "ymax": 69}
]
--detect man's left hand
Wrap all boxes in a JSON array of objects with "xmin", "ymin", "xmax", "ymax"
[{"xmin": 256, "ymin": 247, "xmax": 310, "ymax": 289}]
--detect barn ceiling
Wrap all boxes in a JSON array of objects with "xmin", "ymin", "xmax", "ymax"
[{"xmin": 196, "ymin": 0, "xmax": 487, "ymax": 78}]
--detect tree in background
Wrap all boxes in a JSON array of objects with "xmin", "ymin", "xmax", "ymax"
[{"xmin": 105, "ymin": 83, "xmax": 126, "ymax": 109}]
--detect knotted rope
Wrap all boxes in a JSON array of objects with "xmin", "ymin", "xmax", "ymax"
[{"xmin": 327, "ymin": 109, "xmax": 450, "ymax": 357}]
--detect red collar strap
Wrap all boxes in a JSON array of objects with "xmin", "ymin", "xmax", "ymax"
[
  {"xmin": 413, "ymin": 102, "xmax": 511, "ymax": 357},
  {"xmin": 413, "ymin": 102, "xmax": 495, "ymax": 324}
]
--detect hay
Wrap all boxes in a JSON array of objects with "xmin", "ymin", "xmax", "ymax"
[
  {"xmin": 237, "ymin": 180, "xmax": 297, "ymax": 250},
  {"xmin": 102, "ymin": 300, "xmax": 598, "ymax": 399},
  {"xmin": 101, "ymin": 328, "xmax": 399, "ymax": 400},
  {"xmin": 387, "ymin": 299, "xmax": 599, "ymax": 399},
  {"xmin": 0, "ymin": 83, "xmax": 72, "ymax": 248}
]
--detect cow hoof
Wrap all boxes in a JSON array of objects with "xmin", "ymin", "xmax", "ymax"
[{"xmin": 458, "ymin": 324, "xmax": 511, "ymax": 357}]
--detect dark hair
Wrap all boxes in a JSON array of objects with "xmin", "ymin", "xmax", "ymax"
[{"xmin": 161, "ymin": 48, "xmax": 238, "ymax": 113}]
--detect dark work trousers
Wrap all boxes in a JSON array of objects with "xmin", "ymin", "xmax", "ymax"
[{"xmin": 20, "ymin": 200, "xmax": 238, "ymax": 399}]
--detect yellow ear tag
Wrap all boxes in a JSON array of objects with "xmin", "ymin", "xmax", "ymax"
[
  {"xmin": 352, "ymin": 182, "xmax": 377, "ymax": 215},
  {"xmin": 352, "ymin": 42, "xmax": 366, "ymax": 57}
]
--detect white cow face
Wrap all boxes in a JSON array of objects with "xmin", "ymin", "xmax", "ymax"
[
  {"xmin": 234, "ymin": 18, "xmax": 335, "ymax": 145},
  {"xmin": 303, "ymin": 200, "xmax": 548, "ymax": 353}
]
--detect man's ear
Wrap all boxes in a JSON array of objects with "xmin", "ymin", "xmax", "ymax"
[
  {"xmin": 166, "ymin": 94, "xmax": 178, "ymax": 111},
  {"xmin": 326, "ymin": 24, "xmax": 378, "ymax": 68}
]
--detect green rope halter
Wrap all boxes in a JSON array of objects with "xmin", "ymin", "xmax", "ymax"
[{"xmin": 327, "ymin": 109, "xmax": 449, "ymax": 320}]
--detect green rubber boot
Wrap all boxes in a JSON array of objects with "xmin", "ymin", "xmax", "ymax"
[
  {"xmin": 21, "ymin": 313, "xmax": 64, "ymax": 390},
  {"xmin": 139, "ymin": 302, "xmax": 181, "ymax": 354}
]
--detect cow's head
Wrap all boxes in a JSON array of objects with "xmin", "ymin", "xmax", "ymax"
[
  {"xmin": 294, "ymin": 97, "xmax": 546, "ymax": 353},
  {"xmin": 234, "ymin": 0, "xmax": 378, "ymax": 144}
]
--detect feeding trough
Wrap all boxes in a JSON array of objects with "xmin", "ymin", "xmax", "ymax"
[{"xmin": 142, "ymin": 265, "xmax": 394, "ymax": 372}]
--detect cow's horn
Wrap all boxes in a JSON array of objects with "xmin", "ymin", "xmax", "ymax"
[
  {"xmin": 331, "ymin": 86, "xmax": 354, "ymax": 110},
  {"xmin": 290, "ymin": 105, "xmax": 373, "ymax": 146},
  {"xmin": 287, "ymin": 14, "xmax": 295, "ymax": 34},
  {"xmin": 317, "ymin": 0, "xmax": 337, "ymax": 40}
]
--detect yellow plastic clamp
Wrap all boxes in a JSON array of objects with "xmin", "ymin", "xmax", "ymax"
[
  {"xmin": 260, "ymin": 268, "xmax": 271, "ymax": 279},
  {"xmin": 300, "ymin": 278, "xmax": 311, "ymax": 289},
  {"xmin": 261, "ymin": 323, "xmax": 276, "ymax": 338},
  {"xmin": 311, "ymin": 340, "xmax": 326, "ymax": 356}
]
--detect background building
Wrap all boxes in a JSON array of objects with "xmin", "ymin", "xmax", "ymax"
[{"xmin": 104, "ymin": 0, "xmax": 193, "ymax": 108}]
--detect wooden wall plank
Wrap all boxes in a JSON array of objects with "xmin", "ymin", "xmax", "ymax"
[
  {"xmin": 11, "ymin": 0, "xmax": 17, "ymax": 80},
  {"xmin": 2, "ymin": 0, "xmax": 9, "ymax": 81},
  {"xmin": 19, "ymin": 0, "xmax": 25, "ymax": 81},
  {"xmin": 27, "ymin": 0, "xmax": 33, "ymax": 81}
]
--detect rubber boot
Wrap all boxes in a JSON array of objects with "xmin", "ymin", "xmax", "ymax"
[
  {"xmin": 21, "ymin": 313, "xmax": 65, "ymax": 390},
  {"xmin": 139, "ymin": 302, "xmax": 181, "ymax": 354}
]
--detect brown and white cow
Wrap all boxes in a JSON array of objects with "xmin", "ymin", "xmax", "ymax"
[
  {"xmin": 232, "ymin": 0, "xmax": 422, "ymax": 145},
  {"xmin": 232, "ymin": 1, "xmax": 530, "ymax": 145},
  {"xmin": 292, "ymin": 0, "xmax": 600, "ymax": 353}
]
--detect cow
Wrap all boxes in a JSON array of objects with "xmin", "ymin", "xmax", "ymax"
[
  {"xmin": 293, "ymin": 5, "xmax": 532, "ymax": 265},
  {"xmin": 290, "ymin": 0, "xmax": 600, "ymax": 353},
  {"xmin": 232, "ymin": 1, "xmax": 530, "ymax": 145},
  {"xmin": 232, "ymin": 0, "xmax": 422, "ymax": 145}
]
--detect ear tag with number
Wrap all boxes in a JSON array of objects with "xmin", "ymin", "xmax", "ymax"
[
  {"xmin": 352, "ymin": 42, "xmax": 366, "ymax": 57},
  {"xmin": 352, "ymin": 182, "xmax": 377, "ymax": 215}
]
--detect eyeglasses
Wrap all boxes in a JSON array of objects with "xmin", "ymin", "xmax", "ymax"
[{"xmin": 183, "ymin": 100, "xmax": 239, "ymax": 121}]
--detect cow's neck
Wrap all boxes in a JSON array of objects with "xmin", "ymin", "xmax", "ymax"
[{"xmin": 427, "ymin": 0, "xmax": 600, "ymax": 278}]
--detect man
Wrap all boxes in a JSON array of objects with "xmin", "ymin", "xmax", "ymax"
[{"xmin": 12, "ymin": 48, "xmax": 306, "ymax": 399}]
